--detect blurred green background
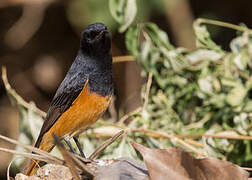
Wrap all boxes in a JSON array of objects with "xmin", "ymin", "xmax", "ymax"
[{"xmin": 0, "ymin": 0, "xmax": 252, "ymax": 178}]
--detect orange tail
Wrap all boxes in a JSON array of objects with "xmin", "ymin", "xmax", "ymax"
[{"xmin": 25, "ymin": 138, "xmax": 55, "ymax": 176}]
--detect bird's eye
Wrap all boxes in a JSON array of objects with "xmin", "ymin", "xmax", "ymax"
[{"xmin": 90, "ymin": 31, "xmax": 97, "ymax": 39}]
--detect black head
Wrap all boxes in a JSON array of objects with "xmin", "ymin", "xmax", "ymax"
[{"xmin": 80, "ymin": 23, "xmax": 111, "ymax": 56}]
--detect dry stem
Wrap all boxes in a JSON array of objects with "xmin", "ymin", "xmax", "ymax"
[
  {"xmin": 143, "ymin": 72, "xmax": 153, "ymax": 109},
  {"xmin": 1, "ymin": 66, "xmax": 46, "ymax": 118},
  {"xmin": 0, "ymin": 134, "xmax": 62, "ymax": 163},
  {"xmin": 118, "ymin": 107, "xmax": 142, "ymax": 124},
  {"xmin": 89, "ymin": 130, "xmax": 124, "ymax": 160},
  {"xmin": 112, "ymin": 56, "xmax": 135, "ymax": 63},
  {"xmin": 196, "ymin": 18, "xmax": 252, "ymax": 33}
]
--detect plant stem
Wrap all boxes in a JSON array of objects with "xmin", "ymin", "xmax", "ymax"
[{"xmin": 197, "ymin": 18, "xmax": 252, "ymax": 33}]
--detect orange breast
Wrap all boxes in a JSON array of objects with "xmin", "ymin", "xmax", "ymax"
[{"xmin": 42, "ymin": 80, "xmax": 112, "ymax": 146}]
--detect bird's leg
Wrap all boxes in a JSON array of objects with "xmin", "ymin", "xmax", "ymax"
[
  {"xmin": 73, "ymin": 136, "xmax": 86, "ymax": 158},
  {"xmin": 64, "ymin": 138, "xmax": 76, "ymax": 154}
]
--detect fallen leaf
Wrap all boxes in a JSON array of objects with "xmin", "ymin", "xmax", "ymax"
[{"xmin": 131, "ymin": 142, "xmax": 249, "ymax": 180}]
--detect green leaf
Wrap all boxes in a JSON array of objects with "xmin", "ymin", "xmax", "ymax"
[
  {"xmin": 226, "ymin": 85, "xmax": 247, "ymax": 107},
  {"xmin": 230, "ymin": 32, "xmax": 249, "ymax": 53},
  {"xmin": 125, "ymin": 25, "xmax": 140, "ymax": 57},
  {"xmin": 144, "ymin": 23, "xmax": 174, "ymax": 50},
  {"xmin": 233, "ymin": 113, "xmax": 249, "ymax": 134},
  {"xmin": 109, "ymin": 0, "xmax": 125, "ymax": 23},
  {"xmin": 193, "ymin": 19, "xmax": 224, "ymax": 53},
  {"xmin": 109, "ymin": 0, "xmax": 137, "ymax": 32},
  {"xmin": 243, "ymin": 101, "xmax": 252, "ymax": 112},
  {"xmin": 198, "ymin": 76, "xmax": 213, "ymax": 94},
  {"xmin": 233, "ymin": 50, "xmax": 248, "ymax": 70},
  {"xmin": 186, "ymin": 49, "xmax": 223, "ymax": 63}
]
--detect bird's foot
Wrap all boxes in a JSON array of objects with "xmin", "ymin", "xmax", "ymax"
[
  {"xmin": 73, "ymin": 136, "xmax": 86, "ymax": 158},
  {"xmin": 64, "ymin": 139, "xmax": 77, "ymax": 154}
]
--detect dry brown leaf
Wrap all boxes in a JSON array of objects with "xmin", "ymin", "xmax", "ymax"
[{"xmin": 131, "ymin": 142, "xmax": 250, "ymax": 180}]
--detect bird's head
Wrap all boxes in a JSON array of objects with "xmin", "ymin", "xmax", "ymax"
[{"xmin": 80, "ymin": 23, "xmax": 111, "ymax": 56}]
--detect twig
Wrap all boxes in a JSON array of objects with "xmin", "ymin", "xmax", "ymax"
[
  {"xmin": 196, "ymin": 18, "xmax": 252, "ymax": 33},
  {"xmin": 130, "ymin": 128, "xmax": 205, "ymax": 156},
  {"xmin": 118, "ymin": 107, "xmax": 142, "ymax": 124},
  {"xmin": 184, "ymin": 113, "xmax": 212, "ymax": 130},
  {"xmin": 1, "ymin": 66, "xmax": 46, "ymax": 118},
  {"xmin": 112, "ymin": 56, "xmax": 135, "ymax": 63},
  {"xmin": 108, "ymin": 97, "xmax": 117, "ymax": 122},
  {"xmin": 143, "ymin": 72, "xmax": 153, "ymax": 109},
  {"xmin": 7, "ymin": 159, "xmax": 14, "ymax": 180},
  {"xmin": 81, "ymin": 126, "xmax": 205, "ymax": 149},
  {"xmin": 0, "ymin": 147, "xmax": 62, "ymax": 164},
  {"xmin": 129, "ymin": 127, "xmax": 252, "ymax": 142},
  {"xmin": 184, "ymin": 139, "xmax": 204, "ymax": 148},
  {"xmin": 241, "ymin": 167, "xmax": 252, "ymax": 172},
  {"xmin": 0, "ymin": 134, "xmax": 62, "ymax": 163},
  {"xmin": 177, "ymin": 133, "xmax": 252, "ymax": 140},
  {"xmin": 84, "ymin": 126, "xmax": 252, "ymax": 149},
  {"xmin": 89, "ymin": 130, "xmax": 124, "ymax": 160}
]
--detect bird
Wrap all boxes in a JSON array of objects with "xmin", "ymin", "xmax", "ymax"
[{"xmin": 25, "ymin": 22, "xmax": 113, "ymax": 176}]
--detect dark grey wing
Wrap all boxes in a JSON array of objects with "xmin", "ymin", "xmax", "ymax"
[{"xmin": 34, "ymin": 72, "xmax": 87, "ymax": 148}]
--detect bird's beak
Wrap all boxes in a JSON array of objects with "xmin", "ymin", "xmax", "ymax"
[{"xmin": 95, "ymin": 30, "xmax": 106, "ymax": 39}]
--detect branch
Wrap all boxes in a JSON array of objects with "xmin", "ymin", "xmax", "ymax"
[
  {"xmin": 143, "ymin": 72, "xmax": 153, "ymax": 109},
  {"xmin": 112, "ymin": 56, "xmax": 135, "ymax": 63},
  {"xmin": 196, "ymin": 18, "xmax": 252, "ymax": 33},
  {"xmin": 177, "ymin": 133, "xmax": 252, "ymax": 141},
  {"xmin": 118, "ymin": 107, "xmax": 142, "ymax": 124},
  {"xmin": 89, "ymin": 130, "xmax": 124, "ymax": 160},
  {"xmin": 130, "ymin": 128, "xmax": 205, "ymax": 157},
  {"xmin": 1, "ymin": 66, "xmax": 47, "ymax": 118},
  {"xmin": 0, "ymin": 134, "xmax": 62, "ymax": 164}
]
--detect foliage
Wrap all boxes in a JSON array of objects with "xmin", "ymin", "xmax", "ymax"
[
  {"xmin": 4, "ymin": 0, "xmax": 252, "ymax": 170},
  {"xmin": 124, "ymin": 19, "xmax": 252, "ymax": 165},
  {"xmin": 109, "ymin": 0, "xmax": 137, "ymax": 32}
]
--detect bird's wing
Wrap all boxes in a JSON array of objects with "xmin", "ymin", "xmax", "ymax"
[{"xmin": 34, "ymin": 78, "xmax": 88, "ymax": 148}]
